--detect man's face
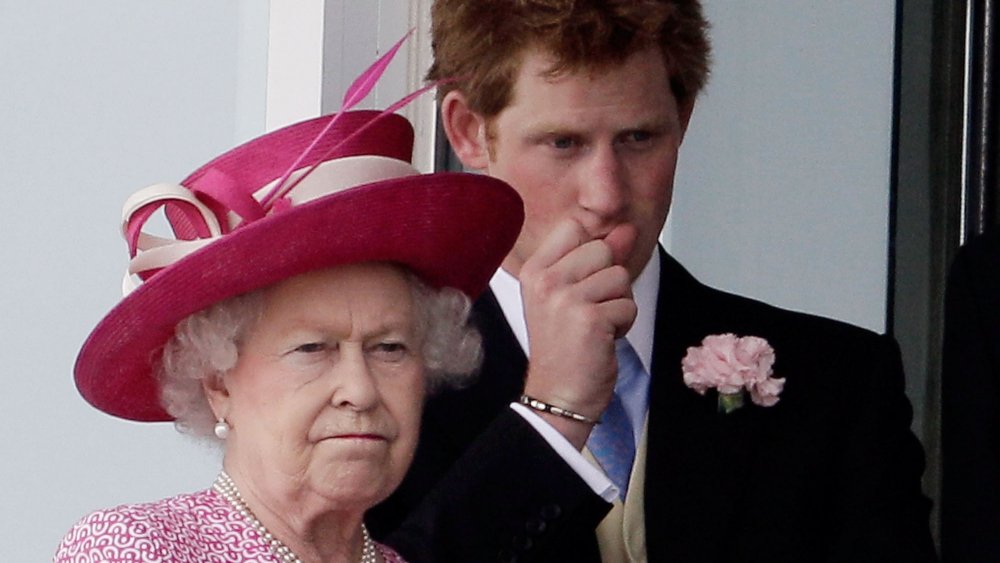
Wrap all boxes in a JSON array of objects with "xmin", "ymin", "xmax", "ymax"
[{"xmin": 481, "ymin": 46, "xmax": 688, "ymax": 280}]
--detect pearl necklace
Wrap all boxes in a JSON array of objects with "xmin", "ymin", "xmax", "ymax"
[{"xmin": 213, "ymin": 471, "xmax": 377, "ymax": 563}]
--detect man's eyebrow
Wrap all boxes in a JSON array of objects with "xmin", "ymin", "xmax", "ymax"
[
  {"xmin": 521, "ymin": 124, "xmax": 582, "ymax": 142},
  {"xmin": 520, "ymin": 113, "xmax": 677, "ymax": 142},
  {"xmin": 522, "ymin": 118, "xmax": 577, "ymax": 133},
  {"xmin": 627, "ymin": 115, "xmax": 674, "ymax": 131}
]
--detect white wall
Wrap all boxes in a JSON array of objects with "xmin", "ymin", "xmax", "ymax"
[
  {"xmin": 668, "ymin": 1, "xmax": 896, "ymax": 333},
  {"xmin": 0, "ymin": 0, "xmax": 268, "ymax": 556}
]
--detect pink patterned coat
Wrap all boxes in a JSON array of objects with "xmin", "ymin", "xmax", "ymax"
[{"xmin": 55, "ymin": 488, "xmax": 406, "ymax": 562}]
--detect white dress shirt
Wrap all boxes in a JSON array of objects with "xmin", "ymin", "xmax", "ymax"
[{"xmin": 492, "ymin": 251, "xmax": 660, "ymax": 502}]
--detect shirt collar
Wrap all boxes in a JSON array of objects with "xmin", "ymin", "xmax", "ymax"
[{"xmin": 489, "ymin": 250, "xmax": 660, "ymax": 375}]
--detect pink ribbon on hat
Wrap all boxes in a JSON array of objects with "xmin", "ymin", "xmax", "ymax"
[{"xmin": 119, "ymin": 30, "xmax": 442, "ymax": 295}]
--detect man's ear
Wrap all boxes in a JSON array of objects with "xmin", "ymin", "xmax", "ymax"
[{"xmin": 440, "ymin": 90, "xmax": 490, "ymax": 170}]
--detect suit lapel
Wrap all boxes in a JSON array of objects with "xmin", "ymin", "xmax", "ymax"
[
  {"xmin": 644, "ymin": 250, "xmax": 764, "ymax": 562},
  {"xmin": 472, "ymin": 289, "xmax": 530, "ymax": 409},
  {"xmin": 418, "ymin": 290, "xmax": 527, "ymax": 454}
]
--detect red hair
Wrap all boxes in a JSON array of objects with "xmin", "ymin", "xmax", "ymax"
[{"xmin": 427, "ymin": 0, "xmax": 711, "ymax": 118}]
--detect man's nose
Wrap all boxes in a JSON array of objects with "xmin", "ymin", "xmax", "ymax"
[
  {"xmin": 329, "ymin": 349, "xmax": 380, "ymax": 411},
  {"xmin": 578, "ymin": 145, "xmax": 626, "ymax": 218}
]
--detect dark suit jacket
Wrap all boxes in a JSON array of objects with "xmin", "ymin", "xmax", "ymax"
[
  {"xmin": 942, "ymin": 230, "xmax": 1000, "ymax": 562},
  {"xmin": 368, "ymin": 249, "xmax": 936, "ymax": 562}
]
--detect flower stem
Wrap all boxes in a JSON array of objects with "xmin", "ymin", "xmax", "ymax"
[{"xmin": 718, "ymin": 392, "xmax": 745, "ymax": 414}]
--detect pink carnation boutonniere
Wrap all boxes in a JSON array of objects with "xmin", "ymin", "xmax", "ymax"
[{"xmin": 682, "ymin": 333, "xmax": 785, "ymax": 414}]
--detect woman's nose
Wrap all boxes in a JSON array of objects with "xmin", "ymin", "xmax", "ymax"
[{"xmin": 329, "ymin": 349, "xmax": 379, "ymax": 411}]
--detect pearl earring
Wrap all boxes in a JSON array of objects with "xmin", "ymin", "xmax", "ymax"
[{"xmin": 214, "ymin": 418, "xmax": 230, "ymax": 440}]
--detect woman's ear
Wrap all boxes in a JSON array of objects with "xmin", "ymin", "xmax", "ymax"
[
  {"xmin": 440, "ymin": 90, "xmax": 490, "ymax": 171},
  {"xmin": 202, "ymin": 373, "xmax": 231, "ymax": 420}
]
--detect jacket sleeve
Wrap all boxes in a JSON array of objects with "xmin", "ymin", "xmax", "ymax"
[
  {"xmin": 825, "ymin": 333, "xmax": 937, "ymax": 562},
  {"xmin": 375, "ymin": 409, "xmax": 611, "ymax": 562}
]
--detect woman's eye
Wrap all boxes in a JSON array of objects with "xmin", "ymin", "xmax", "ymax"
[
  {"xmin": 370, "ymin": 341, "xmax": 409, "ymax": 361},
  {"xmin": 294, "ymin": 342, "xmax": 327, "ymax": 354}
]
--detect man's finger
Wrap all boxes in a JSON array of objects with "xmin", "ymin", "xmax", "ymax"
[
  {"xmin": 523, "ymin": 218, "xmax": 591, "ymax": 273},
  {"xmin": 597, "ymin": 297, "xmax": 639, "ymax": 339},
  {"xmin": 576, "ymin": 264, "xmax": 633, "ymax": 303},
  {"xmin": 541, "ymin": 238, "xmax": 617, "ymax": 286}
]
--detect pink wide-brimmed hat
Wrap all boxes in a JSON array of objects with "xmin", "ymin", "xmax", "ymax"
[{"xmin": 74, "ymin": 109, "xmax": 523, "ymax": 422}]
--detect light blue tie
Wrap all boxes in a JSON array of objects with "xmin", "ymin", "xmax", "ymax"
[{"xmin": 586, "ymin": 339, "xmax": 648, "ymax": 500}]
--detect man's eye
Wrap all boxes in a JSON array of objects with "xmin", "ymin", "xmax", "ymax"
[
  {"xmin": 550, "ymin": 136, "xmax": 576, "ymax": 150},
  {"xmin": 623, "ymin": 130, "xmax": 653, "ymax": 144}
]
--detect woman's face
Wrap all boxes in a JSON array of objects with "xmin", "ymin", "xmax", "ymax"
[{"xmin": 209, "ymin": 263, "xmax": 425, "ymax": 514}]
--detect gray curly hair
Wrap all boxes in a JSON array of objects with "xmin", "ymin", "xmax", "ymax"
[{"xmin": 157, "ymin": 268, "xmax": 482, "ymax": 439}]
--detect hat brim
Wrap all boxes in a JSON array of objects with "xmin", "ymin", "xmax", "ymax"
[{"xmin": 75, "ymin": 173, "xmax": 522, "ymax": 422}]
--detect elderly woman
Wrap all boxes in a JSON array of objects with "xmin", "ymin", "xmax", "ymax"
[{"xmin": 54, "ymin": 108, "xmax": 522, "ymax": 562}]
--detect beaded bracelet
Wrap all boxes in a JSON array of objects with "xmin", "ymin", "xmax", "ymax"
[{"xmin": 519, "ymin": 395, "xmax": 600, "ymax": 425}]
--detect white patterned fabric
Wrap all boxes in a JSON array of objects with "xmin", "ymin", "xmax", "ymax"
[{"xmin": 54, "ymin": 488, "xmax": 407, "ymax": 562}]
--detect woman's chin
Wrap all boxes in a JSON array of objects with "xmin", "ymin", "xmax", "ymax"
[
  {"xmin": 312, "ymin": 484, "xmax": 391, "ymax": 513},
  {"xmin": 306, "ymin": 463, "xmax": 400, "ymax": 508}
]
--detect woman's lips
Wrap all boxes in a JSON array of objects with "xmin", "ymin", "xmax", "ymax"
[{"xmin": 332, "ymin": 433, "xmax": 386, "ymax": 440}]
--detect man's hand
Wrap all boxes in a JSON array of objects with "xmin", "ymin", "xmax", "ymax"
[{"xmin": 519, "ymin": 218, "xmax": 638, "ymax": 449}]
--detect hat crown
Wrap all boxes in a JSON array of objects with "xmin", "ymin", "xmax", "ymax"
[
  {"xmin": 121, "ymin": 111, "xmax": 415, "ymax": 292},
  {"xmin": 178, "ymin": 111, "xmax": 413, "ymax": 237}
]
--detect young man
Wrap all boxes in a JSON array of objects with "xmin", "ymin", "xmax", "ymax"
[{"xmin": 368, "ymin": 2, "xmax": 937, "ymax": 561}]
